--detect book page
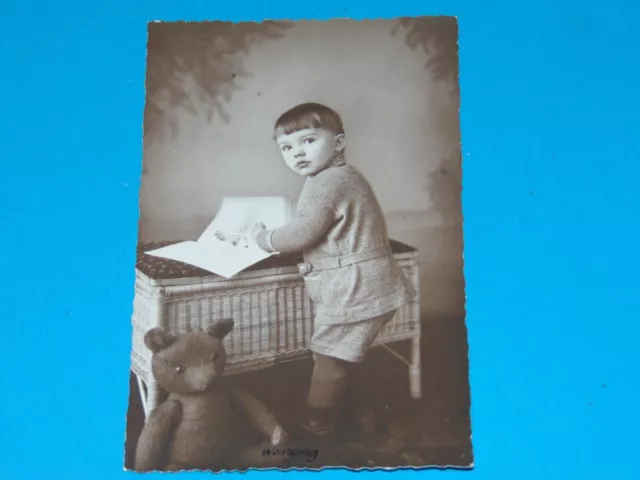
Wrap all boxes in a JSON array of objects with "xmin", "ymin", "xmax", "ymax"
[
  {"xmin": 144, "ymin": 240, "xmax": 271, "ymax": 278},
  {"xmin": 198, "ymin": 196, "xmax": 292, "ymax": 248},
  {"xmin": 145, "ymin": 196, "xmax": 292, "ymax": 278},
  {"xmin": 197, "ymin": 198, "xmax": 251, "ymax": 248}
]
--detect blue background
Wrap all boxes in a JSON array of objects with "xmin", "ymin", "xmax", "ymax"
[{"xmin": 1, "ymin": 0, "xmax": 638, "ymax": 479}]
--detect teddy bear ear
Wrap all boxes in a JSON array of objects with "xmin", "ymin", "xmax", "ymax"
[
  {"xmin": 144, "ymin": 327, "xmax": 177, "ymax": 353},
  {"xmin": 208, "ymin": 318, "xmax": 235, "ymax": 339}
]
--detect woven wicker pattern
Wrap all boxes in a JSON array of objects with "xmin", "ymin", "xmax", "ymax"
[{"xmin": 130, "ymin": 241, "xmax": 420, "ymax": 417}]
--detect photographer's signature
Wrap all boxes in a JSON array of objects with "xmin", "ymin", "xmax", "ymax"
[{"xmin": 262, "ymin": 447, "xmax": 319, "ymax": 462}]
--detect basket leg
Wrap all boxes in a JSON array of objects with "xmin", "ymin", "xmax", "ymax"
[
  {"xmin": 135, "ymin": 373, "xmax": 150, "ymax": 418},
  {"xmin": 409, "ymin": 335, "xmax": 422, "ymax": 399},
  {"xmin": 145, "ymin": 381, "xmax": 160, "ymax": 419},
  {"xmin": 135, "ymin": 374, "xmax": 160, "ymax": 420}
]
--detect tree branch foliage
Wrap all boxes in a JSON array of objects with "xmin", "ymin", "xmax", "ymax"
[
  {"xmin": 391, "ymin": 16, "xmax": 459, "ymax": 95},
  {"xmin": 143, "ymin": 21, "xmax": 294, "ymax": 143},
  {"xmin": 143, "ymin": 18, "xmax": 459, "ymax": 145}
]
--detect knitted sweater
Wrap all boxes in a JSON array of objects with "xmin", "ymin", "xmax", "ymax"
[{"xmin": 257, "ymin": 163, "xmax": 415, "ymax": 325}]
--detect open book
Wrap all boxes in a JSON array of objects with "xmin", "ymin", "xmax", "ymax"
[{"xmin": 144, "ymin": 197, "xmax": 294, "ymax": 278}]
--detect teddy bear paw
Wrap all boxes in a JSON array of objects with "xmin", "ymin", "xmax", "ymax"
[{"xmin": 271, "ymin": 425, "xmax": 289, "ymax": 447}]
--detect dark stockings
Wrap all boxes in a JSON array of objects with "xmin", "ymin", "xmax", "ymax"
[{"xmin": 304, "ymin": 353, "xmax": 375, "ymax": 437}]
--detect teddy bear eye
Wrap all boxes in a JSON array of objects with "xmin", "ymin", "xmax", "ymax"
[{"xmin": 162, "ymin": 359, "xmax": 185, "ymax": 373}]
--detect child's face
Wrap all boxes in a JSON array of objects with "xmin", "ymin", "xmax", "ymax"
[{"xmin": 276, "ymin": 127, "xmax": 346, "ymax": 177}]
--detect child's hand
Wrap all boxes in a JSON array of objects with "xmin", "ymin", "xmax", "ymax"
[{"xmin": 249, "ymin": 222, "xmax": 267, "ymax": 244}]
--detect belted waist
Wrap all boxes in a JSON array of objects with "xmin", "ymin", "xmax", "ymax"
[{"xmin": 297, "ymin": 245, "xmax": 391, "ymax": 276}]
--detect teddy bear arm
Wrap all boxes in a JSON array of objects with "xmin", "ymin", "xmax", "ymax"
[
  {"xmin": 134, "ymin": 398, "xmax": 183, "ymax": 472},
  {"xmin": 227, "ymin": 387, "xmax": 286, "ymax": 445}
]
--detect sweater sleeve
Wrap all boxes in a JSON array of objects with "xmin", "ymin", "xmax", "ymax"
[
  {"xmin": 256, "ymin": 172, "xmax": 342, "ymax": 253},
  {"xmin": 256, "ymin": 203, "xmax": 335, "ymax": 253}
]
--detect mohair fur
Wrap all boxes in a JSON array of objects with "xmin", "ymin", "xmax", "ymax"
[{"xmin": 134, "ymin": 319, "xmax": 289, "ymax": 472}]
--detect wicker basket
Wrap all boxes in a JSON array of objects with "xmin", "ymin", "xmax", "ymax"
[{"xmin": 130, "ymin": 240, "xmax": 421, "ymax": 418}]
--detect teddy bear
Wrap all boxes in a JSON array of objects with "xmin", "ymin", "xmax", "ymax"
[{"xmin": 134, "ymin": 318, "xmax": 290, "ymax": 472}]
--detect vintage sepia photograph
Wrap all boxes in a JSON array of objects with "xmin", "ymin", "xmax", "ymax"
[{"xmin": 125, "ymin": 17, "xmax": 471, "ymax": 472}]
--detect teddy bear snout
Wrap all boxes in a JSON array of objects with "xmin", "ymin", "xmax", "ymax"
[{"xmin": 190, "ymin": 364, "xmax": 219, "ymax": 391}]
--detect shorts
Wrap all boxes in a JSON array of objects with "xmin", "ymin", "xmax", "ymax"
[{"xmin": 309, "ymin": 310, "xmax": 396, "ymax": 363}]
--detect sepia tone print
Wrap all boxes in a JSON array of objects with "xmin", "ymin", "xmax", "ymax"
[{"xmin": 125, "ymin": 17, "xmax": 470, "ymax": 472}]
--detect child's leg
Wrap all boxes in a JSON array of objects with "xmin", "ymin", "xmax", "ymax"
[
  {"xmin": 303, "ymin": 310, "xmax": 396, "ymax": 438},
  {"xmin": 345, "ymin": 361, "xmax": 375, "ymax": 434},
  {"xmin": 303, "ymin": 352, "xmax": 350, "ymax": 436},
  {"xmin": 345, "ymin": 310, "xmax": 397, "ymax": 435}
]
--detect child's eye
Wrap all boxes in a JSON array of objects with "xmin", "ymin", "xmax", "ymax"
[
  {"xmin": 281, "ymin": 145, "xmax": 291, "ymax": 151},
  {"xmin": 304, "ymin": 138, "xmax": 315, "ymax": 144}
]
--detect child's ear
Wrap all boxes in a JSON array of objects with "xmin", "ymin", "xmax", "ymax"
[
  {"xmin": 144, "ymin": 328, "xmax": 177, "ymax": 353},
  {"xmin": 208, "ymin": 318, "xmax": 235, "ymax": 340},
  {"xmin": 335, "ymin": 133, "xmax": 346, "ymax": 152}
]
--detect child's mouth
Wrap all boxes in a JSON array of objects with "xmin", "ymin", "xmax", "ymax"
[{"xmin": 296, "ymin": 161, "xmax": 310, "ymax": 169}]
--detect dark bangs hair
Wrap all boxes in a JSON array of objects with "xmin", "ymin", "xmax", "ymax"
[{"xmin": 273, "ymin": 102, "xmax": 345, "ymax": 139}]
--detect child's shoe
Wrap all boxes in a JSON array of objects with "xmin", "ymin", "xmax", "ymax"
[{"xmin": 296, "ymin": 407, "xmax": 340, "ymax": 447}]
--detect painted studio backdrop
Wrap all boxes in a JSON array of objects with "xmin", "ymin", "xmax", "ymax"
[
  {"xmin": 139, "ymin": 19, "xmax": 463, "ymax": 321},
  {"xmin": 128, "ymin": 17, "xmax": 470, "ymax": 469}
]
